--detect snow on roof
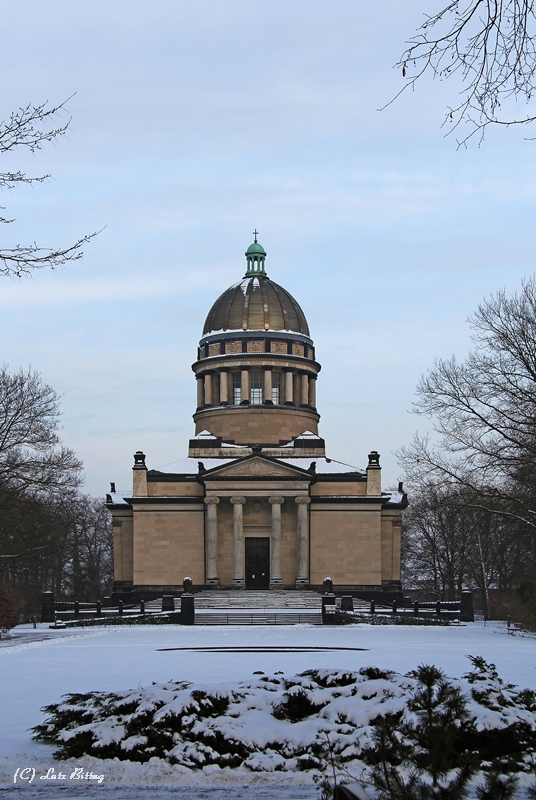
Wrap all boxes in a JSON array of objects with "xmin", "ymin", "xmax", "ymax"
[
  {"xmin": 279, "ymin": 431, "xmax": 323, "ymax": 448},
  {"xmin": 201, "ymin": 328, "xmax": 312, "ymax": 337},
  {"xmin": 384, "ymin": 490, "xmax": 405, "ymax": 504},
  {"xmin": 191, "ymin": 430, "xmax": 218, "ymax": 439},
  {"xmin": 151, "ymin": 457, "xmax": 237, "ymax": 474},
  {"xmin": 150, "ymin": 455, "xmax": 364, "ymax": 476},
  {"xmin": 107, "ymin": 492, "xmax": 130, "ymax": 505},
  {"xmin": 281, "ymin": 457, "xmax": 365, "ymax": 475}
]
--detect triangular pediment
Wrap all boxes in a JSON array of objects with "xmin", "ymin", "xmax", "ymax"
[{"xmin": 203, "ymin": 455, "xmax": 311, "ymax": 479}]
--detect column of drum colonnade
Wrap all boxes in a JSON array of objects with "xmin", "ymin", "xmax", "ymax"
[
  {"xmin": 197, "ymin": 369, "xmax": 317, "ymax": 407},
  {"xmin": 203, "ymin": 495, "xmax": 311, "ymax": 587}
]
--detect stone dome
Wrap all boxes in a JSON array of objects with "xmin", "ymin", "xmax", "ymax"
[
  {"xmin": 203, "ymin": 276, "xmax": 310, "ymax": 336},
  {"xmin": 202, "ymin": 242, "xmax": 310, "ymax": 336}
]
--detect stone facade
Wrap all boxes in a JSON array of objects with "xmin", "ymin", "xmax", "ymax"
[{"xmin": 107, "ymin": 240, "xmax": 407, "ymax": 600}]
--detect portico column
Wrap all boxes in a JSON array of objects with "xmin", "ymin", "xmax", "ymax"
[
  {"xmin": 241, "ymin": 368, "xmax": 250, "ymax": 405},
  {"xmin": 196, "ymin": 375, "xmax": 204, "ymax": 409},
  {"xmin": 204, "ymin": 497, "xmax": 220, "ymax": 585},
  {"xmin": 284, "ymin": 369, "xmax": 294, "ymax": 405},
  {"xmin": 204, "ymin": 372, "xmax": 212, "ymax": 407},
  {"xmin": 263, "ymin": 367, "xmax": 273, "ymax": 404},
  {"xmin": 300, "ymin": 373, "xmax": 309, "ymax": 406},
  {"xmin": 231, "ymin": 496, "xmax": 246, "ymax": 587},
  {"xmin": 269, "ymin": 496, "xmax": 284, "ymax": 587},
  {"xmin": 220, "ymin": 369, "xmax": 229, "ymax": 404},
  {"xmin": 309, "ymin": 376, "xmax": 317, "ymax": 409},
  {"xmin": 295, "ymin": 496, "xmax": 311, "ymax": 587}
]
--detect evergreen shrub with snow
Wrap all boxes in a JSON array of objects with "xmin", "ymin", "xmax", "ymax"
[{"xmin": 32, "ymin": 657, "xmax": 536, "ymax": 795}]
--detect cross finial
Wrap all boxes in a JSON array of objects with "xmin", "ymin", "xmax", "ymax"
[{"xmin": 253, "ymin": 228, "xmax": 259, "ymax": 243}]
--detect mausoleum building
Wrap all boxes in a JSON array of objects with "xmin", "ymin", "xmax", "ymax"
[{"xmin": 107, "ymin": 239, "xmax": 406, "ymax": 599}]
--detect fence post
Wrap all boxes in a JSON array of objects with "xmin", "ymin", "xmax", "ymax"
[
  {"xmin": 322, "ymin": 595, "xmax": 336, "ymax": 624},
  {"xmin": 41, "ymin": 592, "xmax": 55, "ymax": 623},
  {"xmin": 370, "ymin": 600, "xmax": 375, "ymax": 615},
  {"xmin": 140, "ymin": 600, "xmax": 145, "ymax": 615},
  {"xmin": 341, "ymin": 596, "xmax": 354, "ymax": 612},
  {"xmin": 96, "ymin": 601, "xmax": 102, "ymax": 617},
  {"xmin": 460, "ymin": 590, "xmax": 474, "ymax": 622},
  {"xmin": 180, "ymin": 593, "xmax": 195, "ymax": 625},
  {"xmin": 414, "ymin": 601, "xmax": 419, "ymax": 616},
  {"xmin": 436, "ymin": 601, "xmax": 441, "ymax": 617},
  {"xmin": 392, "ymin": 600, "xmax": 397, "ymax": 615},
  {"xmin": 118, "ymin": 600, "xmax": 123, "ymax": 616},
  {"xmin": 162, "ymin": 595, "xmax": 175, "ymax": 612}
]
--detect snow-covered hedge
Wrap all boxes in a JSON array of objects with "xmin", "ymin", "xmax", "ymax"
[{"xmin": 33, "ymin": 657, "xmax": 536, "ymax": 791}]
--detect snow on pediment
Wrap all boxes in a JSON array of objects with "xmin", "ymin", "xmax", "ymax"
[
  {"xmin": 205, "ymin": 456, "xmax": 311, "ymax": 479},
  {"xmin": 192, "ymin": 430, "xmax": 218, "ymax": 439}
]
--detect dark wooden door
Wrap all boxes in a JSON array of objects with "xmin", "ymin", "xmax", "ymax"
[{"xmin": 245, "ymin": 538, "xmax": 270, "ymax": 589}]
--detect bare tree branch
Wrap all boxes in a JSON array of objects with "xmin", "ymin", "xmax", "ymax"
[
  {"xmin": 0, "ymin": 232, "xmax": 101, "ymax": 279},
  {"xmin": 0, "ymin": 97, "xmax": 99, "ymax": 277},
  {"xmin": 391, "ymin": 1, "xmax": 536, "ymax": 145},
  {"xmin": 0, "ymin": 545, "xmax": 44, "ymax": 559}
]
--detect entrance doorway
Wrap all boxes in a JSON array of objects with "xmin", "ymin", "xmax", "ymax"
[{"xmin": 245, "ymin": 538, "xmax": 270, "ymax": 589}]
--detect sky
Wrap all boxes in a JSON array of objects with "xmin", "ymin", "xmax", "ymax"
[{"xmin": 1, "ymin": 1, "xmax": 535, "ymax": 496}]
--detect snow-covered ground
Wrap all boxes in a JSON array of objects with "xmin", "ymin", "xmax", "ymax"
[{"xmin": 1, "ymin": 620, "xmax": 535, "ymax": 797}]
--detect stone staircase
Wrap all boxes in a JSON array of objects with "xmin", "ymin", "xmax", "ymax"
[
  {"xmin": 143, "ymin": 590, "xmax": 374, "ymax": 625},
  {"xmin": 196, "ymin": 611, "xmax": 322, "ymax": 625},
  {"xmin": 145, "ymin": 590, "xmax": 323, "ymax": 611},
  {"xmin": 194, "ymin": 590, "xmax": 323, "ymax": 610},
  {"xmin": 145, "ymin": 590, "xmax": 323, "ymax": 624}
]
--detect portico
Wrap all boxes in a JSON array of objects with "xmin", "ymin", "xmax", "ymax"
[
  {"xmin": 202, "ymin": 457, "xmax": 312, "ymax": 588},
  {"xmin": 204, "ymin": 486, "xmax": 311, "ymax": 589}
]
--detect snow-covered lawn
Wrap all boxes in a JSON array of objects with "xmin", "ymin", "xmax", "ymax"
[{"xmin": 1, "ymin": 620, "xmax": 535, "ymax": 797}]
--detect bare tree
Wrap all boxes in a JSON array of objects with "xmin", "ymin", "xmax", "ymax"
[
  {"xmin": 0, "ymin": 365, "xmax": 83, "ymax": 496},
  {"xmin": 394, "ymin": 1, "xmax": 536, "ymax": 144},
  {"xmin": 0, "ymin": 487, "xmax": 112, "ymax": 616},
  {"xmin": 402, "ymin": 481, "xmax": 525, "ymax": 615},
  {"xmin": 398, "ymin": 274, "xmax": 536, "ymax": 531},
  {"xmin": 64, "ymin": 495, "xmax": 113, "ymax": 600},
  {"xmin": 1, "ymin": 97, "xmax": 98, "ymax": 277}
]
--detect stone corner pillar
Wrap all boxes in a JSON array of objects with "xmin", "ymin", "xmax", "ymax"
[
  {"xmin": 366, "ymin": 450, "xmax": 382, "ymax": 495},
  {"xmin": 231, "ymin": 496, "xmax": 246, "ymax": 587},
  {"xmin": 132, "ymin": 451, "xmax": 148, "ymax": 496},
  {"xmin": 204, "ymin": 497, "xmax": 220, "ymax": 586},
  {"xmin": 295, "ymin": 496, "xmax": 311, "ymax": 587},
  {"xmin": 269, "ymin": 496, "xmax": 285, "ymax": 587}
]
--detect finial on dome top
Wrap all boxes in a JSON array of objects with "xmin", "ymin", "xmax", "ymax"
[{"xmin": 245, "ymin": 233, "xmax": 267, "ymax": 277}]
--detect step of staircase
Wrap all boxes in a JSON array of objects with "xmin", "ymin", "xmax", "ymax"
[
  {"xmin": 145, "ymin": 590, "xmax": 323, "ymax": 611},
  {"xmin": 195, "ymin": 611, "xmax": 322, "ymax": 625}
]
